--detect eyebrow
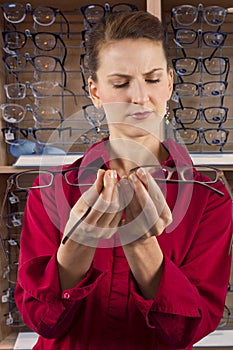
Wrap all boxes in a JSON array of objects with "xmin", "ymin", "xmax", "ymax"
[{"xmin": 107, "ymin": 68, "xmax": 164, "ymax": 78}]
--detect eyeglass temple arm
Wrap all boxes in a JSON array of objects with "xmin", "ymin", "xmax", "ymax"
[{"xmin": 57, "ymin": 9, "xmax": 70, "ymax": 38}]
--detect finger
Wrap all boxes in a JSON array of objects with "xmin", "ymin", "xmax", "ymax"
[
  {"xmin": 132, "ymin": 168, "xmax": 172, "ymax": 221},
  {"xmin": 127, "ymin": 173, "xmax": 172, "ymax": 235}
]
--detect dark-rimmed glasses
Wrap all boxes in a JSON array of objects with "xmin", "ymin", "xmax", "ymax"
[
  {"xmin": 1, "ymin": 126, "xmax": 72, "ymax": 146},
  {"xmin": 1, "ymin": 2, "xmax": 69, "ymax": 37},
  {"xmin": 173, "ymin": 28, "xmax": 227, "ymax": 48},
  {"xmin": 171, "ymin": 4, "xmax": 228, "ymax": 26},
  {"xmin": 81, "ymin": 3, "xmax": 138, "ymax": 27},
  {"xmin": 3, "ymin": 53, "xmax": 67, "ymax": 87},
  {"xmin": 174, "ymin": 127, "xmax": 229, "ymax": 148},
  {"xmin": 173, "ymin": 81, "xmax": 228, "ymax": 97},
  {"xmin": 0, "ymin": 103, "xmax": 63, "ymax": 125},
  {"xmin": 172, "ymin": 56, "xmax": 230, "ymax": 77},
  {"xmin": 173, "ymin": 106, "xmax": 228, "ymax": 126},
  {"xmin": 2, "ymin": 29, "xmax": 67, "ymax": 64}
]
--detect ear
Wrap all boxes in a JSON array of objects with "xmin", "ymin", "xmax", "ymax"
[
  {"xmin": 167, "ymin": 68, "xmax": 174, "ymax": 100},
  {"xmin": 88, "ymin": 77, "xmax": 102, "ymax": 108}
]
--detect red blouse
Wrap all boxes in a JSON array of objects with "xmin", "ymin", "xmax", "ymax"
[{"xmin": 15, "ymin": 138, "xmax": 232, "ymax": 350}]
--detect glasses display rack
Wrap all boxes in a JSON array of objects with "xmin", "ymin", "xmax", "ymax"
[{"xmin": 163, "ymin": 3, "xmax": 233, "ymax": 154}]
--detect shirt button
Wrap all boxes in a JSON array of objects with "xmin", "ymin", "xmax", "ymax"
[{"xmin": 63, "ymin": 292, "xmax": 70, "ymax": 299}]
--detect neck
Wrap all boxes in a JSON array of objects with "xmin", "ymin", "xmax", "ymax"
[{"xmin": 107, "ymin": 135, "xmax": 168, "ymax": 177}]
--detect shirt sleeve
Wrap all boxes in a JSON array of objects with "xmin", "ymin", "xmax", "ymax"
[
  {"xmin": 129, "ymin": 184, "xmax": 232, "ymax": 349},
  {"xmin": 15, "ymin": 184, "xmax": 106, "ymax": 339}
]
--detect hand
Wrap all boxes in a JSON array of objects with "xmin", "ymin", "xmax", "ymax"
[
  {"xmin": 63, "ymin": 169, "xmax": 123, "ymax": 247},
  {"xmin": 119, "ymin": 168, "xmax": 172, "ymax": 245}
]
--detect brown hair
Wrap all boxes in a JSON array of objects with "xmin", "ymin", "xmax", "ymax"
[{"xmin": 86, "ymin": 11, "xmax": 168, "ymax": 81}]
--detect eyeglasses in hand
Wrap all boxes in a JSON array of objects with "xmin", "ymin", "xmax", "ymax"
[{"xmin": 1, "ymin": 2, "xmax": 70, "ymax": 37}]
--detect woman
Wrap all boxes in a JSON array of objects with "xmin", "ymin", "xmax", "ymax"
[{"xmin": 15, "ymin": 11, "xmax": 232, "ymax": 350}]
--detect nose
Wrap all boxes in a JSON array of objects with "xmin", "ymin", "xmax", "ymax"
[{"xmin": 130, "ymin": 80, "xmax": 149, "ymax": 105}]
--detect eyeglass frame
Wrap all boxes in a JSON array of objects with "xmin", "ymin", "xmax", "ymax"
[
  {"xmin": 3, "ymin": 52, "xmax": 67, "ymax": 87},
  {"xmin": 81, "ymin": 3, "xmax": 138, "ymax": 27},
  {"xmin": 173, "ymin": 127, "xmax": 229, "ymax": 150},
  {"xmin": 4, "ymin": 81, "xmax": 77, "ymax": 104},
  {"xmin": 172, "ymin": 27, "xmax": 227, "ymax": 48},
  {"xmin": 1, "ymin": 2, "xmax": 70, "ymax": 37},
  {"xmin": 173, "ymin": 106, "xmax": 229, "ymax": 127},
  {"xmin": 172, "ymin": 56, "xmax": 230, "ymax": 78},
  {"xmin": 1, "ymin": 126, "xmax": 72, "ymax": 146},
  {"xmin": 2, "ymin": 29, "xmax": 67, "ymax": 64},
  {"xmin": 0, "ymin": 103, "xmax": 64, "ymax": 125},
  {"xmin": 171, "ymin": 3, "xmax": 228, "ymax": 27},
  {"xmin": 173, "ymin": 81, "xmax": 228, "ymax": 98}
]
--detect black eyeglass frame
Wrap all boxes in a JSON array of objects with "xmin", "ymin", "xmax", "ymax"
[
  {"xmin": 173, "ymin": 106, "xmax": 229, "ymax": 127},
  {"xmin": 2, "ymin": 29, "xmax": 67, "ymax": 65}
]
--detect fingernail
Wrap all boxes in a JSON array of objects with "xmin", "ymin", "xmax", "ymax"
[
  {"xmin": 110, "ymin": 170, "xmax": 117, "ymax": 179},
  {"xmin": 137, "ymin": 167, "xmax": 146, "ymax": 177},
  {"xmin": 129, "ymin": 173, "xmax": 138, "ymax": 183}
]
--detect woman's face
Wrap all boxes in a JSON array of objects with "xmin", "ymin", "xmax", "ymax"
[{"xmin": 89, "ymin": 38, "xmax": 173, "ymax": 139}]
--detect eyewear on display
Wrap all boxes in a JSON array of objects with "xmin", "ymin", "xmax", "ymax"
[
  {"xmin": 77, "ymin": 126, "xmax": 109, "ymax": 145},
  {"xmin": 1, "ymin": 2, "xmax": 70, "ymax": 36},
  {"xmin": 7, "ymin": 190, "xmax": 28, "ymax": 210},
  {"xmin": 171, "ymin": 3, "xmax": 228, "ymax": 26},
  {"xmin": 81, "ymin": 29, "xmax": 90, "ymax": 50},
  {"xmin": 172, "ymin": 56, "xmax": 230, "ymax": 77},
  {"xmin": 80, "ymin": 53, "xmax": 90, "ymax": 97},
  {"xmin": 81, "ymin": 3, "xmax": 138, "ymax": 27},
  {"xmin": 4, "ymin": 309, "xmax": 24, "ymax": 327},
  {"xmin": 4, "ymin": 310, "xmax": 24, "ymax": 327},
  {"xmin": 173, "ymin": 106, "xmax": 228, "ymax": 126},
  {"xmin": 3, "ymin": 53, "xmax": 67, "ymax": 86},
  {"xmin": 173, "ymin": 28, "xmax": 227, "ymax": 48},
  {"xmin": 1, "ymin": 238, "xmax": 20, "ymax": 264},
  {"xmin": 174, "ymin": 127, "xmax": 229, "ymax": 148},
  {"xmin": 6, "ymin": 212, "xmax": 24, "ymax": 228},
  {"xmin": 1, "ymin": 126, "xmax": 72, "ymax": 146},
  {"xmin": 3, "ymin": 262, "xmax": 18, "ymax": 284},
  {"xmin": 2, "ymin": 287, "xmax": 15, "ymax": 304},
  {"xmin": 173, "ymin": 81, "xmax": 228, "ymax": 97},
  {"xmin": 82, "ymin": 104, "xmax": 106, "ymax": 129},
  {"xmin": 0, "ymin": 103, "xmax": 63, "ymax": 125},
  {"xmin": 2, "ymin": 29, "xmax": 67, "ymax": 64},
  {"xmin": 4, "ymin": 81, "xmax": 76, "ymax": 102}
]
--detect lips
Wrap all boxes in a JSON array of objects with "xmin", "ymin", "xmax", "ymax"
[{"xmin": 128, "ymin": 111, "xmax": 153, "ymax": 120}]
